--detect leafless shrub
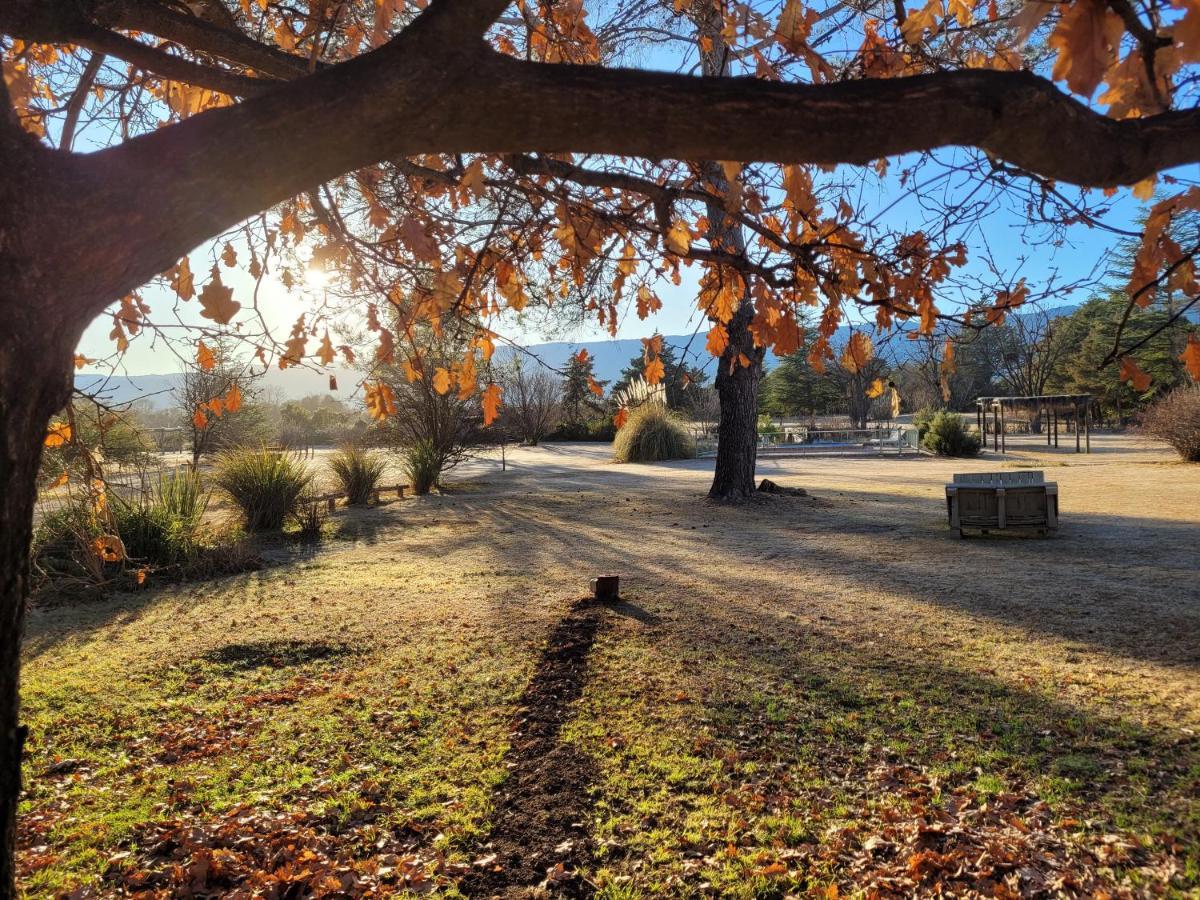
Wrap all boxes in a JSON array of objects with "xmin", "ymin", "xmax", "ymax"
[{"xmin": 1141, "ymin": 384, "xmax": 1200, "ymax": 461}]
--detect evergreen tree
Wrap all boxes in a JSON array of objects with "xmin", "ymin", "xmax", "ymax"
[
  {"xmin": 560, "ymin": 352, "xmax": 608, "ymax": 424},
  {"xmin": 759, "ymin": 352, "xmax": 842, "ymax": 420},
  {"xmin": 1048, "ymin": 292, "xmax": 1195, "ymax": 422}
]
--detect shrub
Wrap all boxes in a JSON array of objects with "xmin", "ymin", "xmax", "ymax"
[
  {"xmin": 290, "ymin": 493, "xmax": 328, "ymax": 538},
  {"xmin": 403, "ymin": 439, "xmax": 442, "ymax": 495},
  {"xmin": 1142, "ymin": 384, "xmax": 1200, "ymax": 461},
  {"xmin": 33, "ymin": 470, "xmax": 254, "ymax": 591},
  {"xmin": 111, "ymin": 501, "xmax": 190, "ymax": 565},
  {"xmin": 214, "ymin": 448, "xmax": 312, "ymax": 530},
  {"xmin": 328, "ymin": 445, "xmax": 387, "ymax": 505},
  {"xmin": 757, "ymin": 415, "xmax": 781, "ymax": 438},
  {"xmin": 921, "ymin": 411, "xmax": 981, "ymax": 457},
  {"xmin": 32, "ymin": 497, "xmax": 107, "ymax": 585},
  {"xmin": 155, "ymin": 467, "xmax": 208, "ymax": 530},
  {"xmin": 545, "ymin": 419, "xmax": 618, "ymax": 442},
  {"xmin": 912, "ymin": 406, "xmax": 939, "ymax": 439},
  {"xmin": 612, "ymin": 405, "xmax": 696, "ymax": 463}
]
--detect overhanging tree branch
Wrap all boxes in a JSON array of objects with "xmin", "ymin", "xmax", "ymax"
[{"xmin": 32, "ymin": 34, "xmax": 1200, "ymax": 321}]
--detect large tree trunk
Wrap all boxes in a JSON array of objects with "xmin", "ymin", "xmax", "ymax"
[
  {"xmin": 0, "ymin": 98, "xmax": 83, "ymax": 898},
  {"xmin": 693, "ymin": 6, "xmax": 763, "ymax": 504},
  {"xmin": 709, "ymin": 305, "xmax": 764, "ymax": 502},
  {"xmin": 0, "ymin": 323, "xmax": 74, "ymax": 900}
]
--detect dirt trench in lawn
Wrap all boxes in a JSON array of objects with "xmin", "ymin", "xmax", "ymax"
[{"xmin": 464, "ymin": 598, "xmax": 605, "ymax": 898}]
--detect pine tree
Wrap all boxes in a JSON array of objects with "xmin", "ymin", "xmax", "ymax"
[{"xmin": 561, "ymin": 352, "xmax": 607, "ymax": 424}]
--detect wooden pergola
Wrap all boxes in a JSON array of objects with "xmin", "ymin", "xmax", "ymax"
[{"xmin": 975, "ymin": 394, "xmax": 1094, "ymax": 454}]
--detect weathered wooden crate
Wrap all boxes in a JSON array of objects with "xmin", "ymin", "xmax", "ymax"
[{"xmin": 945, "ymin": 471, "xmax": 1058, "ymax": 537}]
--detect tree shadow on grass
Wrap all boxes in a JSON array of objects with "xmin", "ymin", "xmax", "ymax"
[{"xmin": 581, "ymin": 589, "xmax": 1200, "ymax": 895}]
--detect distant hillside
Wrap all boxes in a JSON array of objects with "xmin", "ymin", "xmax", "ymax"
[{"xmin": 75, "ymin": 305, "xmax": 1083, "ymax": 408}]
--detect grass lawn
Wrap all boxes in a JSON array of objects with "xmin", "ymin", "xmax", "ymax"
[{"xmin": 17, "ymin": 436, "xmax": 1200, "ymax": 897}]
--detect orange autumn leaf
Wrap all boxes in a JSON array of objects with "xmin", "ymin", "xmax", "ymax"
[
  {"xmin": 198, "ymin": 266, "xmax": 241, "ymax": 324},
  {"xmin": 432, "ymin": 367, "xmax": 452, "ymax": 395},
  {"xmin": 1177, "ymin": 0, "xmax": 1200, "ymax": 63},
  {"xmin": 92, "ymin": 534, "xmax": 126, "ymax": 563},
  {"xmin": 1049, "ymin": 0, "xmax": 1123, "ymax": 97},
  {"xmin": 402, "ymin": 356, "xmax": 423, "ymax": 383},
  {"xmin": 169, "ymin": 256, "xmax": 195, "ymax": 300},
  {"xmin": 317, "ymin": 330, "xmax": 336, "ymax": 366},
  {"xmin": 44, "ymin": 421, "xmax": 72, "ymax": 448},
  {"xmin": 706, "ymin": 324, "xmax": 730, "ymax": 357},
  {"xmin": 196, "ymin": 340, "xmax": 216, "ymax": 371},
  {"xmin": 221, "ymin": 241, "xmax": 237, "ymax": 267},
  {"xmin": 1119, "ymin": 356, "xmax": 1152, "ymax": 391},
  {"xmin": 665, "ymin": 219, "xmax": 691, "ymax": 255},
  {"xmin": 193, "ymin": 408, "xmax": 209, "ymax": 430},
  {"xmin": 224, "ymin": 383, "xmax": 243, "ymax": 413},
  {"xmin": 841, "ymin": 332, "xmax": 874, "ymax": 373},
  {"xmin": 575, "ymin": 348, "xmax": 590, "ymax": 364},
  {"xmin": 48, "ymin": 471, "xmax": 69, "ymax": 489},
  {"xmin": 1180, "ymin": 334, "xmax": 1200, "ymax": 380},
  {"xmin": 73, "ymin": 354, "xmax": 92, "ymax": 370},
  {"xmin": 644, "ymin": 356, "xmax": 666, "ymax": 385},
  {"xmin": 482, "ymin": 382, "xmax": 503, "ymax": 426},
  {"xmin": 587, "ymin": 375, "xmax": 605, "ymax": 397},
  {"xmin": 614, "ymin": 407, "xmax": 630, "ymax": 429},
  {"xmin": 866, "ymin": 377, "xmax": 887, "ymax": 398},
  {"xmin": 365, "ymin": 381, "xmax": 397, "ymax": 421},
  {"xmin": 776, "ymin": 0, "xmax": 818, "ymax": 52},
  {"xmin": 636, "ymin": 285, "xmax": 662, "ymax": 319}
]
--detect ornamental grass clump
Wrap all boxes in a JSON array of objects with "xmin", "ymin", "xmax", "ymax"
[{"xmin": 214, "ymin": 448, "xmax": 312, "ymax": 531}]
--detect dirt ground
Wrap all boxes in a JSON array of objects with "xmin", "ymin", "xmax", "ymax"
[{"xmin": 18, "ymin": 431, "xmax": 1200, "ymax": 897}]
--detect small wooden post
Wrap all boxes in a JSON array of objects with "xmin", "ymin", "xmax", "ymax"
[
  {"xmin": 993, "ymin": 405, "xmax": 1000, "ymax": 452},
  {"xmin": 1075, "ymin": 404, "xmax": 1081, "ymax": 452},
  {"xmin": 1053, "ymin": 409, "xmax": 1059, "ymax": 448},
  {"xmin": 326, "ymin": 497, "xmax": 336, "ymax": 513},
  {"xmin": 371, "ymin": 489, "xmax": 380, "ymax": 505},
  {"xmin": 1085, "ymin": 404, "xmax": 1091, "ymax": 453},
  {"xmin": 1046, "ymin": 409, "xmax": 1051, "ymax": 446},
  {"xmin": 591, "ymin": 575, "xmax": 620, "ymax": 602},
  {"xmin": 397, "ymin": 484, "xmax": 406, "ymax": 499},
  {"xmin": 999, "ymin": 405, "xmax": 1006, "ymax": 453}
]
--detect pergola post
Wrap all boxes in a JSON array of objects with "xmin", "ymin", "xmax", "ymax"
[
  {"xmin": 1085, "ymin": 404, "xmax": 1091, "ymax": 453},
  {"xmin": 1046, "ymin": 408, "xmax": 1052, "ymax": 446},
  {"xmin": 1075, "ymin": 403, "xmax": 1081, "ymax": 452},
  {"xmin": 993, "ymin": 405, "xmax": 1000, "ymax": 452},
  {"xmin": 1000, "ymin": 404, "xmax": 1006, "ymax": 452},
  {"xmin": 1053, "ymin": 409, "xmax": 1059, "ymax": 447}
]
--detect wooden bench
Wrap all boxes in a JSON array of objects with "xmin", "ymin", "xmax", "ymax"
[
  {"xmin": 945, "ymin": 471, "xmax": 1058, "ymax": 537},
  {"xmin": 317, "ymin": 484, "xmax": 410, "ymax": 511}
]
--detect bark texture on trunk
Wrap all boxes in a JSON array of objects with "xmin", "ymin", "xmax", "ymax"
[
  {"xmin": 695, "ymin": 10, "xmax": 763, "ymax": 504},
  {"xmin": 0, "ymin": 93, "xmax": 85, "ymax": 900},
  {"xmin": 709, "ymin": 304, "xmax": 765, "ymax": 502},
  {"xmin": 0, "ymin": 325, "xmax": 75, "ymax": 900}
]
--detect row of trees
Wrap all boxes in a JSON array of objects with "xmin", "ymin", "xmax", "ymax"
[{"xmin": 761, "ymin": 293, "xmax": 1199, "ymax": 427}]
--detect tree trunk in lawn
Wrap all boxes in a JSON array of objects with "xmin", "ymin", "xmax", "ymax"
[
  {"xmin": 709, "ymin": 304, "xmax": 764, "ymax": 502},
  {"xmin": 0, "ymin": 321, "xmax": 75, "ymax": 900},
  {"xmin": 0, "ymin": 100, "xmax": 84, "ymax": 898},
  {"xmin": 694, "ymin": 7, "xmax": 763, "ymax": 504}
]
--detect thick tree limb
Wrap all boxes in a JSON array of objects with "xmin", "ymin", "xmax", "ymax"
[{"xmin": 26, "ymin": 26, "xmax": 1200, "ymax": 322}]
